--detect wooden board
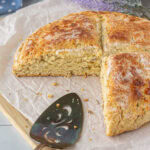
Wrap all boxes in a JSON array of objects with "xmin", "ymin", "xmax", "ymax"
[
  {"xmin": 0, "ymin": 15, "xmax": 54, "ymax": 150},
  {"xmin": 0, "ymin": 94, "xmax": 53, "ymax": 150}
]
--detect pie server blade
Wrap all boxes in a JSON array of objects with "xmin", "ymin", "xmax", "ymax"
[{"xmin": 30, "ymin": 93, "xmax": 83, "ymax": 149}]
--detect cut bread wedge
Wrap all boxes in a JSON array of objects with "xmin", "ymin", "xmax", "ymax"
[
  {"xmin": 13, "ymin": 11, "xmax": 102, "ymax": 77},
  {"xmin": 101, "ymin": 52, "xmax": 150, "ymax": 136}
]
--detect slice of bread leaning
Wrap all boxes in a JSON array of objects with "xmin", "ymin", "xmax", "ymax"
[
  {"xmin": 13, "ymin": 11, "xmax": 103, "ymax": 77},
  {"xmin": 101, "ymin": 52, "xmax": 150, "ymax": 136}
]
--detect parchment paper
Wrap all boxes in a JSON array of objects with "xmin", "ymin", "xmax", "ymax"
[{"xmin": 0, "ymin": 0, "xmax": 150, "ymax": 149}]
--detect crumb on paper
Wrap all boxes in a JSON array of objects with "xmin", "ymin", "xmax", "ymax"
[
  {"xmin": 66, "ymin": 73, "xmax": 72, "ymax": 78},
  {"xmin": 48, "ymin": 94, "xmax": 53, "ymax": 98},
  {"xmin": 23, "ymin": 98, "xmax": 28, "ymax": 101},
  {"xmin": 101, "ymin": 103, "xmax": 104, "ymax": 108},
  {"xmin": 52, "ymin": 82, "xmax": 58, "ymax": 86},
  {"xmin": 66, "ymin": 90, "xmax": 70, "ymax": 92},
  {"xmin": 25, "ymin": 118, "xmax": 30, "ymax": 124},
  {"xmin": 89, "ymin": 138, "xmax": 92, "ymax": 141},
  {"xmin": 81, "ymin": 88, "xmax": 84, "ymax": 91},
  {"xmin": 84, "ymin": 98, "xmax": 89, "ymax": 102},
  {"xmin": 25, "ymin": 118, "xmax": 29, "ymax": 122},
  {"xmin": 36, "ymin": 92, "xmax": 42, "ymax": 96},
  {"xmin": 56, "ymin": 103, "xmax": 60, "ymax": 108},
  {"xmin": 96, "ymin": 99, "xmax": 100, "ymax": 104},
  {"xmin": 74, "ymin": 125, "xmax": 78, "ymax": 129},
  {"xmin": 88, "ymin": 110, "xmax": 94, "ymax": 115},
  {"xmin": 84, "ymin": 73, "xmax": 87, "ymax": 78},
  {"xmin": 19, "ymin": 37, "xmax": 23, "ymax": 41}
]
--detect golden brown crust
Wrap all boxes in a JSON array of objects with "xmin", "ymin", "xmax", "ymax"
[
  {"xmin": 101, "ymin": 11, "xmax": 150, "ymax": 53},
  {"xmin": 14, "ymin": 11, "xmax": 102, "ymax": 66},
  {"xmin": 109, "ymin": 53, "xmax": 150, "ymax": 102},
  {"xmin": 13, "ymin": 11, "xmax": 150, "ymax": 70},
  {"xmin": 101, "ymin": 52, "xmax": 150, "ymax": 136}
]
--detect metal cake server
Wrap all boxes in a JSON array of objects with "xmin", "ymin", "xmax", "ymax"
[{"xmin": 30, "ymin": 93, "xmax": 83, "ymax": 150}]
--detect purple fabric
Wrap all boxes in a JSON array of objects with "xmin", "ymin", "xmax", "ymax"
[
  {"xmin": 70, "ymin": 0, "xmax": 142, "ymax": 11},
  {"xmin": 69, "ymin": 0, "xmax": 150, "ymax": 20},
  {"xmin": 71, "ymin": 0, "xmax": 117, "ymax": 11}
]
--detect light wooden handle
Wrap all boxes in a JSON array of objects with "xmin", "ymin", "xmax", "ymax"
[
  {"xmin": 34, "ymin": 144, "xmax": 46, "ymax": 150},
  {"xmin": 34, "ymin": 144, "xmax": 57, "ymax": 150},
  {"xmin": 0, "ymin": 95, "xmax": 60, "ymax": 150}
]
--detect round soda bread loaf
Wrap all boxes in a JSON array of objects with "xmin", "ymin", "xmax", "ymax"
[{"xmin": 13, "ymin": 11, "xmax": 150, "ymax": 136}]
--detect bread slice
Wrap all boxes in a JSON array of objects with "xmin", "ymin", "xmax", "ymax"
[
  {"xmin": 101, "ymin": 12, "xmax": 150, "ymax": 55},
  {"xmin": 101, "ymin": 52, "xmax": 150, "ymax": 136},
  {"xmin": 13, "ymin": 11, "xmax": 102, "ymax": 77}
]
